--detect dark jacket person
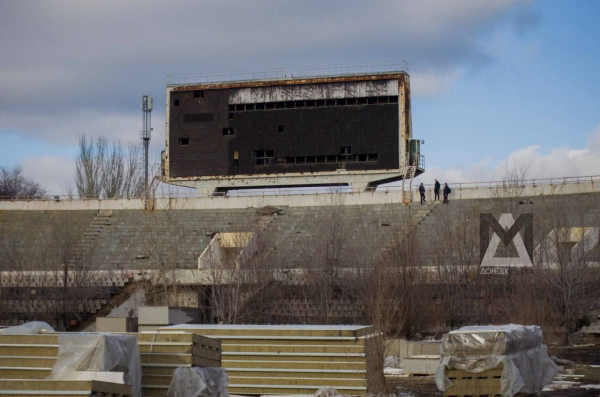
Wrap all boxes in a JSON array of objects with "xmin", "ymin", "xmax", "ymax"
[
  {"xmin": 443, "ymin": 183, "xmax": 451, "ymax": 203},
  {"xmin": 419, "ymin": 183, "xmax": 426, "ymax": 204},
  {"xmin": 434, "ymin": 180, "xmax": 440, "ymax": 201}
]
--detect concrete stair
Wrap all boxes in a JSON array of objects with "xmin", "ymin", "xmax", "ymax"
[
  {"xmin": 69, "ymin": 210, "xmax": 114, "ymax": 267},
  {"xmin": 378, "ymin": 201, "xmax": 441, "ymax": 257}
]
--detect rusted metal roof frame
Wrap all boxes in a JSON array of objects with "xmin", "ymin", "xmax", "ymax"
[{"xmin": 170, "ymin": 73, "xmax": 409, "ymax": 92}]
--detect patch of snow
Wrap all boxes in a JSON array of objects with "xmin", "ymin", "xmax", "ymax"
[{"xmin": 580, "ymin": 384, "xmax": 600, "ymax": 389}]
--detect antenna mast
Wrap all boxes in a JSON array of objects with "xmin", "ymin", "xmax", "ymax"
[{"xmin": 141, "ymin": 95, "xmax": 153, "ymax": 195}]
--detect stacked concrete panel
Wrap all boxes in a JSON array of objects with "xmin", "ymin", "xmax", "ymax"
[
  {"xmin": 0, "ymin": 332, "xmax": 221, "ymax": 397},
  {"xmin": 0, "ymin": 380, "xmax": 133, "ymax": 397},
  {"xmin": 138, "ymin": 307, "xmax": 204, "ymax": 333},
  {"xmin": 162, "ymin": 324, "xmax": 383, "ymax": 396},
  {"xmin": 96, "ymin": 317, "xmax": 138, "ymax": 333}
]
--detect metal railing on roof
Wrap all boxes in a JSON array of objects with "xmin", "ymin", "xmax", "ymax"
[
  {"xmin": 0, "ymin": 175, "xmax": 598, "ymax": 201},
  {"xmin": 166, "ymin": 62, "xmax": 409, "ymax": 87}
]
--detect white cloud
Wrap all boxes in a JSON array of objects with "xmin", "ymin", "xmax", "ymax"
[
  {"xmin": 0, "ymin": 109, "xmax": 165, "ymax": 145},
  {"xmin": 21, "ymin": 155, "xmax": 76, "ymax": 196},
  {"xmin": 0, "ymin": 0, "xmax": 536, "ymax": 123},
  {"xmin": 418, "ymin": 124, "xmax": 600, "ymax": 185},
  {"xmin": 411, "ymin": 68, "xmax": 463, "ymax": 97}
]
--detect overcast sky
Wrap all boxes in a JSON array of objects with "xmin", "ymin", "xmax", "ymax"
[{"xmin": 1, "ymin": 0, "xmax": 599, "ymax": 194}]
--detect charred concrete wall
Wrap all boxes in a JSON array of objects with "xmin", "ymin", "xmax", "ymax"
[{"xmin": 168, "ymin": 79, "xmax": 401, "ymax": 178}]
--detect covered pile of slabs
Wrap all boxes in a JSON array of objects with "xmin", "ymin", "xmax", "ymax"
[
  {"xmin": 160, "ymin": 324, "xmax": 383, "ymax": 396},
  {"xmin": 138, "ymin": 332, "xmax": 221, "ymax": 397},
  {"xmin": 0, "ymin": 379, "xmax": 133, "ymax": 397},
  {"xmin": 0, "ymin": 332, "xmax": 222, "ymax": 397}
]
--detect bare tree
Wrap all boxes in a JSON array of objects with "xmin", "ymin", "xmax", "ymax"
[
  {"xmin": 296, "ymin": 193, "xmax": 355, "ymax": 325},
  {"xmin": 491, "ymin": 160, "xmax": 530, "ymax": 198},
  {"xmin": 430, "ymin": 204, "xmax": 482, "ymax": 328},
  {"xmin": 0, "ymin": 214, "xmax": 106, "ymax": 331},
  {"xmin": 74, "ymin": 134, "xmax": 143, "ymax": 198},
  {"xmin": 535, "ymin": 202, "xmax": 599, "ymax": 342},
  {"xmin": 200, "ymin": 210, "xmax": 285, "ymax": 324},
  {"xmin": 0, "ymin": 165, "xmax": 46, "ymax": 198}
]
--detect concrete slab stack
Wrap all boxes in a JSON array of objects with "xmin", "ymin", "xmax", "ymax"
[
  {"xmin": 96, "ymin": 317, "xmax": 138, "ymax": 333},
  {"xmin": 0, "ymin": 380, "xmax": 133, "ymax": 397},
  {"xmin": 161, "ymin": 324, "xmax": 383, "ymax": 396},
  {"xmin": 0, "ymin": 332, "xmax": 221, "ymax": 397},
  {"xmin": 138, "ymin": 307, "xmax": 204, "ymax": 332}
]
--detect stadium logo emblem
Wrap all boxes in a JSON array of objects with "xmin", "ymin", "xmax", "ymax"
[{"xmin": 480, "ymin": 213, "xmax": 533, "ymax": 272}]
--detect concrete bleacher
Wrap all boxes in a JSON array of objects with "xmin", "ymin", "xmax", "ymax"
[
  {"xmin": 2, "ymin": 193, "xmax": 599, "ymax": 272},
  {"xmin": 0, "ymin": 210, "xmax": 96, "ymax": 270},
  {"xmin": 1, "ymin": 190, "xmax": 600, "ymax": 328},
  {"xmin": 414, "ymin": 193, "xmax": 600, "ymax": 265},
  {"xmin": 262, "ymin": 204, "xmax": 413, "ymax": 268}
]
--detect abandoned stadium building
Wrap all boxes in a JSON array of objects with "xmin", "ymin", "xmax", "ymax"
[
  {"xmin": 162, "ymin": 69, "xmax": 424, "ymax": 196},
  {"xmin": 1, "ymin": 181, "xmax": 600, "ymax": 341},
  {"xmin": 1, "ymin": 68, "xmax": 600, "ymax": 348}
]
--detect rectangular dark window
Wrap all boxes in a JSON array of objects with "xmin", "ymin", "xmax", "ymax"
[
  {"xmin": 275, "ymin": 153, "xmax": 377, "ymax": 166},
  {"xmin": 193, "ymin": 90, "xmax": 204, "ymax": 98},
  {"xmin": 229, "ymin": 113, "xmax": 234, "ymax": 120},
  {"xmin": 278, "ymin": 125, "xmax": 284, "ymax": 133},
  {"xmin": 254, "ymin": 150, "xmax": 274, "ymax": 166},
  {"xmin": 357, "ymin": 98, "xmax": 367, "ymax": 105},
  {"xmin": 222, "ymin": 128, "xmax": 234, "ymax": 136},
  {"xmin": 184, "ymin": 113, "xmax": 213, "ymax": 123},
  {"xmin": 178, "ymin": 137, "xmax": 189, "ymax": 146},
  {"xmin": 174, "ymin": 99, "xmax": 180, "ymax": 107},
  {"xmin": 233, "ymin": 159, "xmax": 239, "ymax": 167}
]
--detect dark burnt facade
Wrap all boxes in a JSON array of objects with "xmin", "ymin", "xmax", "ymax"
[{"xmin": 165, "ymin": 73, "xmax": 413, "ymax": 184}]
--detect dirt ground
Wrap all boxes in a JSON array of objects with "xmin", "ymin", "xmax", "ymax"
[{"xmin": 386, "ymin": 345, "xmax": 600, "ymax": 397}]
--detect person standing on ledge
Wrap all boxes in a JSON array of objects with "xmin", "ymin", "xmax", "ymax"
[
  {"xmin": 443, "ymin": 183, "xmax": 451, "ymax": 203},
  {"xmin": 419, "ymin": 183, "xmax": 426, "ymax": 205},
  {"xmin": 434, "ymin": 179, "xmax": 440, "ymax": 201}
]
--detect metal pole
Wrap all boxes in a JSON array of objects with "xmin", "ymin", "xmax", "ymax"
[{"xmin": 141, "ymin": 95, "xmax": 153, "ymax": 196}]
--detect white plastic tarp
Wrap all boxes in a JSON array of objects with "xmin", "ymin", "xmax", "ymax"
[
  {"xmin": 1, "ymin": 321, "xmax": 55, "ymax": 334},
  {"xmin": 435, "ymin": 324, "xmax": 559, "ymax": 397},
  {"xmin": 441, "ymin": 324, "xmax": 543, "ymax": 356},
  {"xmin": 47, "ymin": 333, "xmax": 142, "ymax": 397},
  {"xmin": 167, "ymin": 367, "xmax": 229, "ymax": 397}
]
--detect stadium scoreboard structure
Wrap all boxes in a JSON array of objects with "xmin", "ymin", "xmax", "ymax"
[{"xmin": 162, "ymin": 69, "xmax": 424, "ymax": 196}]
